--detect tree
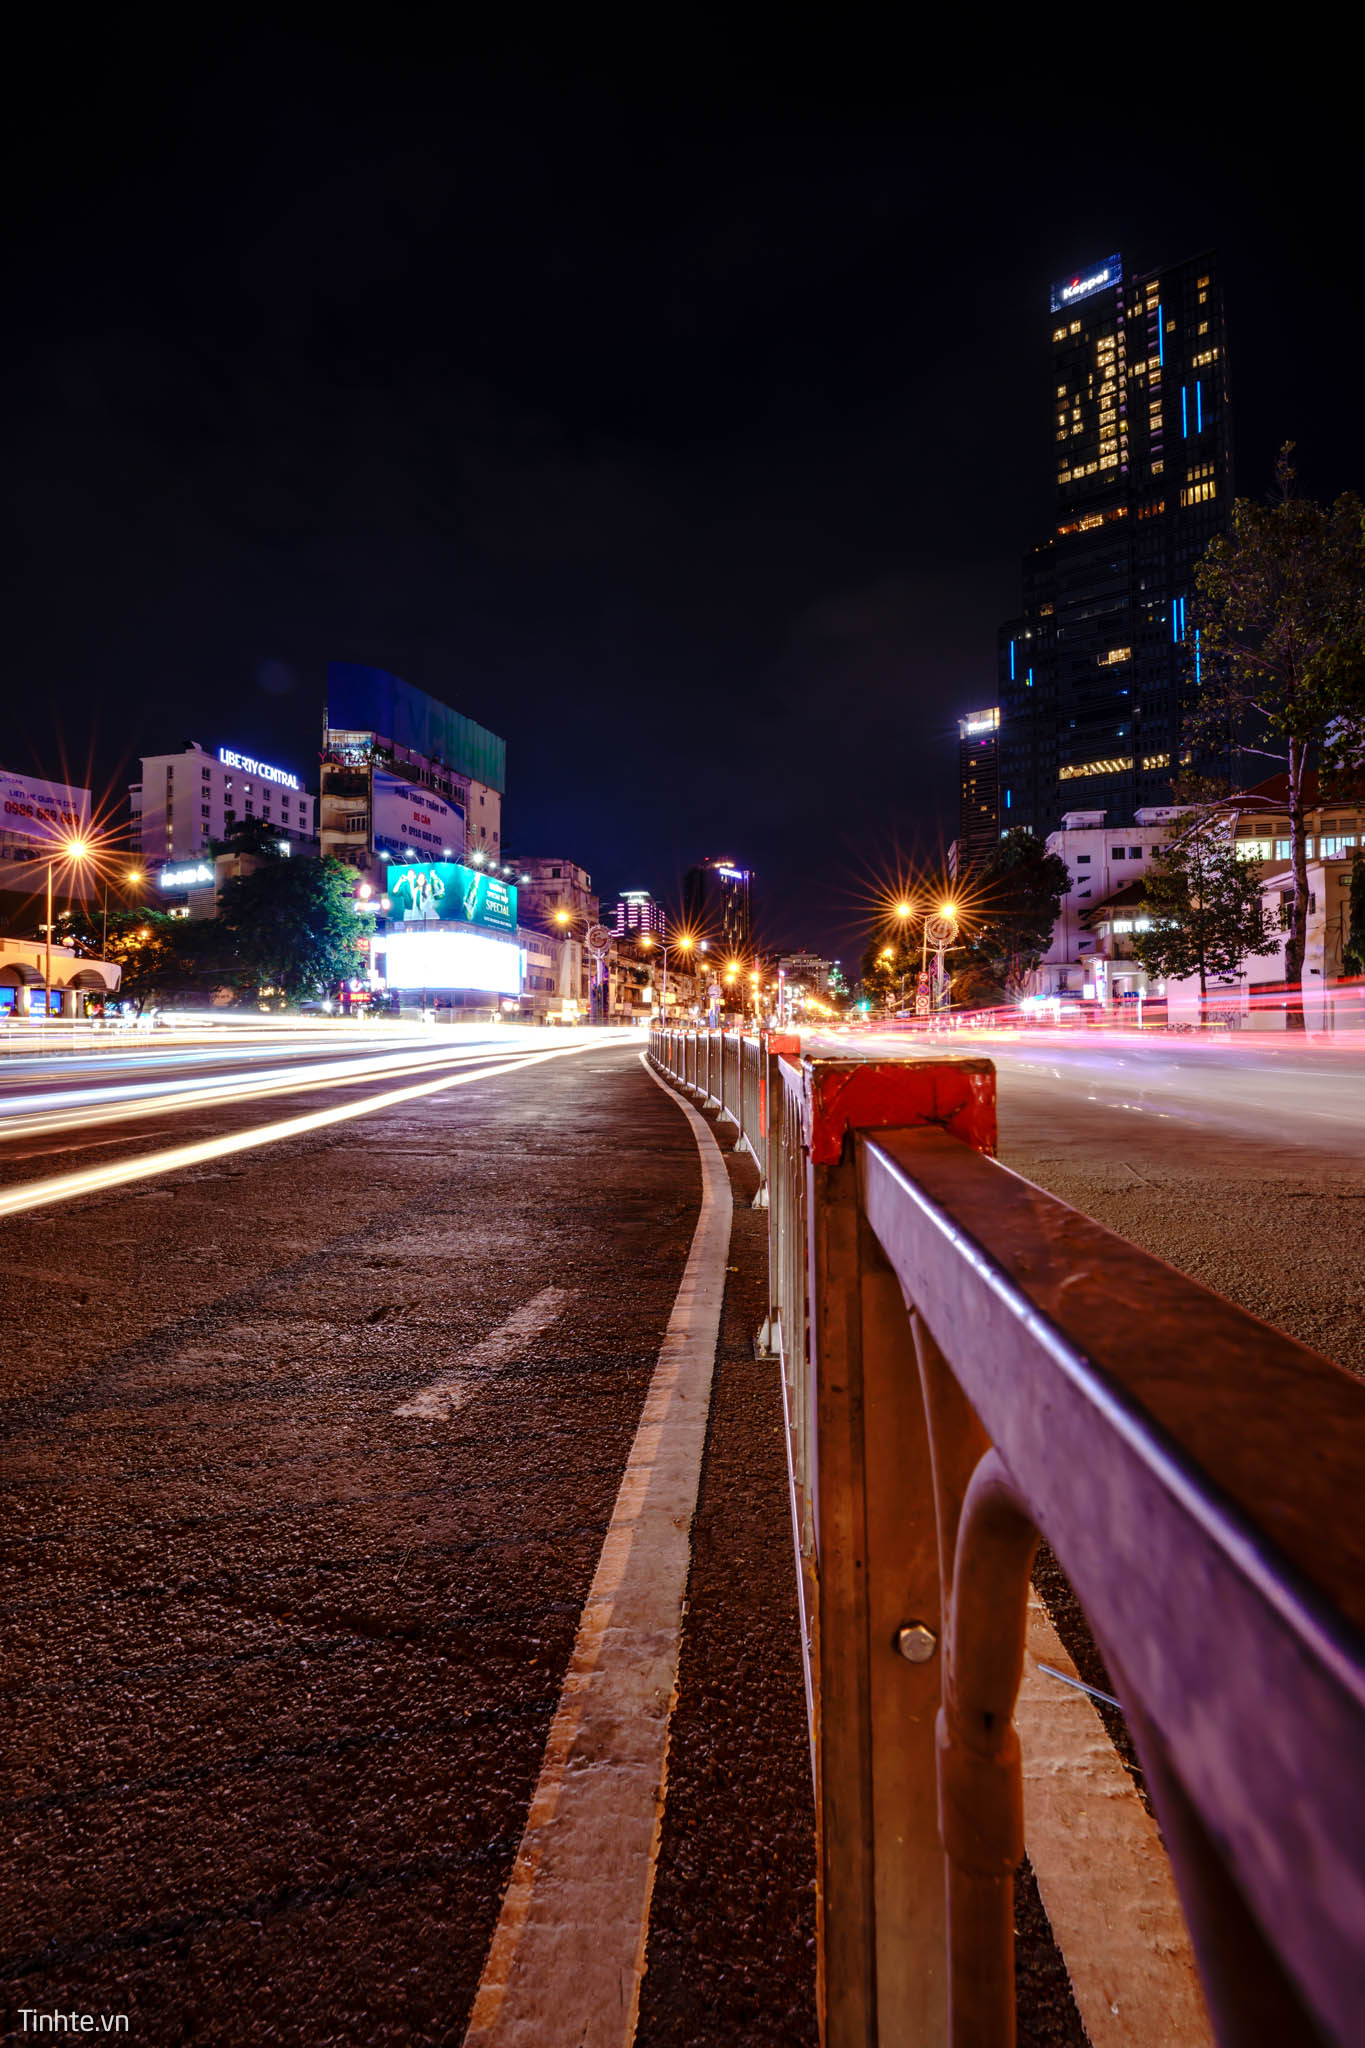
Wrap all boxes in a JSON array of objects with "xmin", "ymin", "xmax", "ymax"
[
  {"xmin": 1190, "ymin": 446, "xmax": 1365, "ymax": 1018},
  {"xmin": 1343, "ymin": 849, "xmax": 1365, "ymax": 979},
  {"xmin": 217, "ymin": 856, "xmax": 365, "ymax": 1005},
  {"xmin": 210, "ymin": 816, "xmax": 289, "ymax": 859},
  {"xmin": 859, "ymin": 934, "xmax": 917, "ymax": 1013},
  {"xmin": 92, "ymin": 911, "xmax": 232, "ymax": 1011},
  {"xmin": 1130, "ymin": 822, "xmax": 1281, "ymax": 1002},
  {"xmin": 960, "ymin": 829, "xmax": 1070, "ymax": 1000}
]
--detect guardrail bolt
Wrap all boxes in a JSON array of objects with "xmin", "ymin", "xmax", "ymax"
[{"xmin": 895, "ymin": 1623, "xmax": 938, "ymax": 1664}]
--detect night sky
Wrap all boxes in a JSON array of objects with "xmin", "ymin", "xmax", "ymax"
[{"xmin": 7, "ymin": 27, "xmax": 1362, "ymax": 961}]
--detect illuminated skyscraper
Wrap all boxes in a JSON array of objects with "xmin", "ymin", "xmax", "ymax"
[
  {"xmin": 957, "ymin": 707, "xmax": 1001, "ymax": 871},
  {"xmin": 998, "ymin": 252, "xmax": 1232, "ymax": 837},
  {"xmin": 683, "ymin": 857, "xmax": 753, "ymax": 955}
]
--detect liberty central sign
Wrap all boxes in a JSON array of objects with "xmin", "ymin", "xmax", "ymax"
[
  {"xmin": 218, "ymin": 747, "xmax": 301, "ymax": 790},
  {"xmin": 1050, "ymin": 254, "xmax": 1121, "ymax": 313}
]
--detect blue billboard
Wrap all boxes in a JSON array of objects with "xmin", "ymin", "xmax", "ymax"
[
  {"xmin": 387, "ymin": 861, "xmax": 517, "ymax": 933},
  {"xmin": 328, "ymin": 664, "xmax": 506, "ymax": 793}
]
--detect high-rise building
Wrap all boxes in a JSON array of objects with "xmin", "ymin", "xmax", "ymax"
[
  {"xmin": 998, "ymin": 251, "xmax": 1232, "ymax": 839},
  {"xmin": 683, "ymin": 857, "xmax": 753, "ymax": 956},
  {"xmin": 957, "ymin": 707, "xmax": 1001, "ymax": 871},
  {"xmin": 320, "ymin": 663, "xmax": 505, "ymax": 890},
  {"xmin": 614, "ymin": 889, "xmax": 665, "ymax": 937}
]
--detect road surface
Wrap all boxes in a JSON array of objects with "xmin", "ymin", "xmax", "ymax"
[
  {"xmin": 0, "ymin": 1026, "xmax": 817, "ymax": 2045},
  {"xmin": 836, "ymin": 1026, "xmax": 1365, "ymax": 1375}
]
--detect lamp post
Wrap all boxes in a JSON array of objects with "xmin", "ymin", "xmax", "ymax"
[
  {"xmin": 45, "ymin": 839, "xmax": 91, "ymax": 1022},
  {"xmin": 639, "ymin": 929, "xmax": 694, "ymax": 1020},
  {"xmin": 102, "ymin": 869, "xmax": 142, "ymax": 959}
]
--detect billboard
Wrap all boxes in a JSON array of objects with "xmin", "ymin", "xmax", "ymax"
[
  {"xmin": 1050, "ymin": 254, "xmax": 1121, "ymax": 314},
  {"xmin": 383, "ymin": 928, "xmax": 521, "ymax": 996},
  {"xmin": 327, "ymin": 663, "xmax": 506, "ymax": 793},
  {"xmin": 0, "ymin": 766, "xmax": 91, "ymax": 849},
  {"xmin": 373, "ymin": 771, "xmax": 465, "ymax": 862},
  {"xmin": 386, "ymin": 860, "xmax": 517, "ymax": 932}
]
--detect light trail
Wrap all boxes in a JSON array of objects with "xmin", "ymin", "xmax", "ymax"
[
  {"xmin": 0, "ymin": 1038, "xmax": 607, "ymax": 1221},
  {"xmin": 0, "ymin": 1036, "xmax": 533, "ymax": 1144}
]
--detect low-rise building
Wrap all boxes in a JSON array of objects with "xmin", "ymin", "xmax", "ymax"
[
  {"xmin": 1029, "ymin": 806, "xmax": 1188, "ymax": 1003},
  {"xmin": 0, "ymin": 937, "xmax": 120, "ymax": 1017},
  {"xmin": 1165, "ymin": 856, "xmax": 1357, "ymax": 1029},
  {"xmin": 778, "ymin": 951, "xmax": 836, "ymax": 996},
  {"xmin": 508, "ymin": 857, "xmax": 599, "ymax": 934}
]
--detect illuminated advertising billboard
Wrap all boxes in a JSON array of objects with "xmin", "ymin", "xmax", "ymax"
[
  {"xmin": 383, "ymin": 928, "xmax": 521, "ymax": 996},
  {"xmin": 373, "ymin": 771, "xmax": 465, "ymax": 862},
  {"xmin": 0, "ymin": 766, "xmax": 91, "ymax": 849},
  {"xmin": 1049, "ymin": 254, "xmax": 1121, "ymax": 314},
  {"xmin": 386, "ymin": 860, "xmax": 517, "ymax": 932}
]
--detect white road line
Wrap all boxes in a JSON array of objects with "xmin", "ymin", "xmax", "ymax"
[
  {"xmin": 1017, "ymin": 1590, "xmax": 1212, "ymax": 2047},
  {"xmin": 463, "ymin": 1056, "xmax": 733, "ymax": 2048},
  {"xmin": 0, "ymin": 1044, "xmax": 603, "ymax": 1222},
  {"xmin": 394, "ymin": 1288, "xmax": 570, "ymax": 1419}
]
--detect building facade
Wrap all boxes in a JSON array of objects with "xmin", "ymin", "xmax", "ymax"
[
  {"xmin": 683, "ymin": 857, "xmax": 753, "ymax": 957},
  {"xmin": 957, "ymin": 708, "xmax": 1001, "ymax": 870},
  {"xmin": 129, "ymin": 741, "xmax": 318, "ymax": 871},
  {"xmin": 319, "ymin": 664, "xmax": 505, "ymax": 891},
  {"xmin": 613, "ymin": 889, "xmax": 665, "ymax": 937},
  {"xmin": 999, "ymin": 250, "xmax": 1232, "ymax": 841},
  {"xmin": 507, "ymin": 857, "xmax": 600, "ymax": 937}
]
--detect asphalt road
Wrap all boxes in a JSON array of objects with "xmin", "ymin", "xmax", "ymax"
[
  {"xmin": 833, "ymin": 1027, "xmax": 1365, "ymax": 1375},
  {"xmin": 0, "ymin": 1029, "xmax": 816, "ymax": 2044}
]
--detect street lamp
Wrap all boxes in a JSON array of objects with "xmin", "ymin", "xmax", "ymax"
[
  {"xmin": 45, "ymin": 839, "xmax": 92, "ymax": 1022},
  {"xmin": 101, "ymin": 868, "xmax": 143, "ymax": 959}
]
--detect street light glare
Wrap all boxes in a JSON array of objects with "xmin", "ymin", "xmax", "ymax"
[
  {"xmin": 895, "ymin": 900, "xmax": 913, "ymax": 918},
  {"xmin": 65, "ymin": 840, "xmax": 91, "ymax": 860}
]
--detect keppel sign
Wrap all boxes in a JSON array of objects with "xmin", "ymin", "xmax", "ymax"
[
  {"xmin": 1050, "ymin": 254, "xmax": 1121, "ymax": 314},
  {"xmin": 160, "ymin": 862, "xmax": 215, "ymax": 889},
  {"xmin": 218, "ymin": 747, "xmax": 301, "ymax": 790}
]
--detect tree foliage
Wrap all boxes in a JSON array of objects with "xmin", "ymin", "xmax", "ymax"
[
  {"xmin": 858, "ymin": 934, "xmax": 918, "ymax": 1012},
  {"xmin": 217, "ymin": 856, "xmax": 365, "ymax": 1004},
  {"xmin": 1190, "ymin": 446, "xmax": 1365, "ymax": 1004},
  {"xmin": 960, "ymin": 829, "xmax": 1070, "ymax": 999},
  {"xmin": 94, "ymin": 911, "xmax": 230, "ymax": 1009},
  {"xmin": 1130, "ymin": 823, "xmax": 1281, "ymax": 999}
]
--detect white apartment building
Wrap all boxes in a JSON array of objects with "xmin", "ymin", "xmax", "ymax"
[
  {"xmin": 1032, "ymin": 806, "xmax": 1187, "ymax": 1000},
  {"xmin": 129, "ymin": 742, "xmax": 318, "ymax": 872}
]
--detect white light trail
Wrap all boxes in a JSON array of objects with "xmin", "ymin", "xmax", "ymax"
[
  {"xmin": 0, "ymin": 1040, "xmax": 604, "ymax": 1221},
  {"xmin": 0, "ymin": 1038, "xmax": 533, "ymax": 1144}
]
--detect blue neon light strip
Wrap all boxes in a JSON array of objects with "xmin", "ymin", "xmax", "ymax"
[
  {"xmin": 1157, "ymin": 310, "xmax": 1164, "ymax": 365},
  {"xmin": 1009, "ymin": 640, "xmax": 1016, "ymax": 679},
  {"xmin": 1181, "ymin": 386, "xmax": 1188, "ymax": 437},
  {"xmin": 1006, "ymin": 790, "xmax": 1012, "ymax": 808},
  {"xmin": 1196, "ymin": 381, "xmax": 1203, "ymax": 431},
  {"xmin": 1194, "ymin": 627, "xmax": 1201, "ymax": 684},
  {"xmin": 1026, "ymin": 667, "xmax": 1034, "ymax": 688}
]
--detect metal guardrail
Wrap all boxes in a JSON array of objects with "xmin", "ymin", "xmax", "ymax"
[{"xmin": 649, "ymin": 1027, "xmax": 1365, "ymax": 2047}]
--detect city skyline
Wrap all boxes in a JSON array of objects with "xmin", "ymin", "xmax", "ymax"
[{"xmin": 6, "ymin": 31, "xmax": 1363, "ymax": 959}]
